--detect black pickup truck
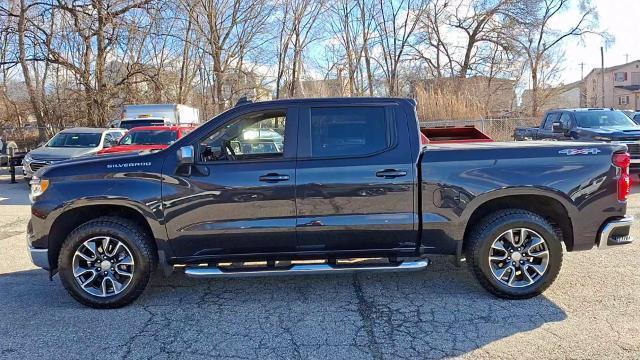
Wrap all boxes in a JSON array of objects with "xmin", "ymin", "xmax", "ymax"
[
  {"xmin": 27, "ymin": 98, "xmax": 634, "ymax": 308},
  {"xmin": 514, "ymin": 108, "xmax": 640, "ymax": 171}
]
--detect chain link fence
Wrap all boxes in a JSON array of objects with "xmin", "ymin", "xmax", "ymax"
[{"xmin": 420, "ymin": 117, "xmax": 540, "ymax": 142}]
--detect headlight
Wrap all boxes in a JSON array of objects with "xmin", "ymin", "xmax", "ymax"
[
  {"xmin": 29, "ymin": 176, "xmax": 50, "ymax": 201},
  {"xmin": 593, "ymin": 136, "xmax": 612, "ymax": 142},
  {"xmin": 23, "ymin": 153, "xmax": 33, "ymax": 163}
]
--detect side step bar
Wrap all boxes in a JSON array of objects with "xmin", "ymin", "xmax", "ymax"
[{"xmin": 184, "ymin": 260, "xmax": 429, "ymax": 279}]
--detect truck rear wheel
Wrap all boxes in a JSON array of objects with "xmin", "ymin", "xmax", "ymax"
[
  {"xmin": 466, "ymin": 209, "xmax": 563, "ymax": 299},
  {"xmin": 58, "ymin": 217, "xmax": 157, "ymax": 308}
]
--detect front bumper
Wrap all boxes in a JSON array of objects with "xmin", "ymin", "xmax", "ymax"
[
  {"xmin": 27, "ymin": 223, "xmax": 50, "ymax": 270},
  {"xmin": 598, "ymin": 216, "xmax": 634, "ymax": 249},
  {"xmin": 28, "ymin": 245, "xmax": 49, "ymax": 270}
]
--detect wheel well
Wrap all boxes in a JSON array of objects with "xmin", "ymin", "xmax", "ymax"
[
  {"xmin": 463, "ymin": 195, "xmax": 574, "ymax": 251},
  {"xmin": 48, "ymin": 205, "xmax": 155, "ymax": 269}
]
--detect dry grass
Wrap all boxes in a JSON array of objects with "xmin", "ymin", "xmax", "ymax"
[{"xmin": 414, "ymin": 83, "xmax": 487, "ymax": 121}]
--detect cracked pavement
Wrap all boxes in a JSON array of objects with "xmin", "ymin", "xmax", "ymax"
[{"xmin": 0, "ymin": 172, "xmax": 639, "ymax": 359}]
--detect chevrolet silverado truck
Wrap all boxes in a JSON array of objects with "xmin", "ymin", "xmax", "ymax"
[
  {"xmin": 27, "ymin": 98, "xmax": 634, "ymax": 308},
  {"xmin": 514, "ymin": 108, "xmax": 640, "ymax": 172}
]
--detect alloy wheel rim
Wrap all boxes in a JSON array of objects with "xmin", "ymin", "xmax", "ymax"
[
  {"xmin": 488, "ymin": 228, "xmax": 549, "ymax": 288},
  {"xmin": 72, "ymin": 236, "xmax": 135, "ymax": 297}
]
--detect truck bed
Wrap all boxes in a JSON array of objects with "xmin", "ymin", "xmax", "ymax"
[{"xmin": 421, "ymin": 126, "xmax": 492, "ymax": 144}]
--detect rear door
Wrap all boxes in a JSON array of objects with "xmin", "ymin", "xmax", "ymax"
[{"xmin": 294, "ymin": 103, "xmax": 416, "ymax": 253}]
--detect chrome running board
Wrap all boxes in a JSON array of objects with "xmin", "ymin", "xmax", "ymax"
[{"xmin": 184, "ymin": 260, "xmax": 429, "ymax": 278}]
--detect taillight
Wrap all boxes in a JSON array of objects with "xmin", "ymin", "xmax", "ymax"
[
  {"xmin": 613, "ymin": 152, "xmax": 631, "ymax": 202},
  {"xmin": 420, "ymin": 132, "xmax": 428, "ymax": 146}
]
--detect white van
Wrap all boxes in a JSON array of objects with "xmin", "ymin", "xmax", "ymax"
[{"xmin": 111, "ymin": 104, "xmax": 201, "ymax": 129}]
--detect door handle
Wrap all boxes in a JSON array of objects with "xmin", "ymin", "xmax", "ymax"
[
  {"xmin": 259, "ymin": 173, "xmax": 290, "ymax": 182},
  {"xmin": 376, "ymin": 169, "xmax": 407, "ymax": 178}
]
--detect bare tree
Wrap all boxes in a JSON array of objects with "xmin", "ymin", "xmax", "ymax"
[
  {"xmin": 287, "ymin": 0, "xmax": 325, "ymax": 98},
  {"xmin": 373, "ymin": 0, "xmax": 428, "ymax": 96},
  {"xmin": 191, "ymin": 0, "xmax": 272, "ymax": 112},
  {"xmin": 17, "ymin": 0, "xmax": 47, "ymax": 141},
  {"xmin": 513, "ymin": 0, "xmax": 601, "ymax": 116}
]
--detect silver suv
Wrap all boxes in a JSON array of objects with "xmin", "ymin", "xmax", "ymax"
[{"xmin": 23, "ymin": 127, "xmax": 125, "ymax": 181}]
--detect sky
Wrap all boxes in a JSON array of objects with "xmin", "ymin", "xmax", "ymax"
[{"xmin": 560, "ymin": 0, "xmax": 640, "ymax": 84}]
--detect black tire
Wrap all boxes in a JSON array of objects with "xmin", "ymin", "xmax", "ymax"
[
  {"xmin": 58, "ymin": 216, "xmax": 157, "ymax": 308},
  {"xmin": 466, "ymin": 209, "xmax": 563, "ymax": 299}
]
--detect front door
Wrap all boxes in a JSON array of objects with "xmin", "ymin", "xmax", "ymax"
[
  {"xmin": 162, "ymin": 107, "xmax": 298, "ymax": 259},
  {"xmin": 294, "ymin": 105, "xmax": 416, "ymax": 253}
]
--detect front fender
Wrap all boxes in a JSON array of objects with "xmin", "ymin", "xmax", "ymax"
[{"xmin": 28, "ymin": 171, "xmax": 171, "ymax": 270}]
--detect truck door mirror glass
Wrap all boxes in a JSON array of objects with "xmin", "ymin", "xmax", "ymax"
[
  {"xmin": 552, "ymin": 121, "xmax": 564, "ymax": 133},
  {"xmin": 178, "ymin": 145, "xmax": 194, "ymax": 165}
]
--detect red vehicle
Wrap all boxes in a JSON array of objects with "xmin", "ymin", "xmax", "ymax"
[{"xmin": 98, "ymin": 125, "xmax": 193, "ymax": 155}]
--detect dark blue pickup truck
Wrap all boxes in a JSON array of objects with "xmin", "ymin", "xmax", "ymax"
[
  {"xmin": 27, "ymin": 98, "xmax": 634, "ymax": 308},
  {"xmin": 514, "ymin": 108, "xmax": 640, "ymax": 171}
]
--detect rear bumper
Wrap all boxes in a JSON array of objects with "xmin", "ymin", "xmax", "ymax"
[{"xmin": 597, "ymin": 216, "xmax": 634, "ymax": 249}]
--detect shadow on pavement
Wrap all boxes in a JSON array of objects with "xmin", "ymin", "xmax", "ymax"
[{"xmin": 0, "ymin": 257, "xmax": 567, "ymax": 359}]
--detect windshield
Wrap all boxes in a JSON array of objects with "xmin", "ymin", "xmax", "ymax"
[
  {"xmin": 119, "ymin": 130, "xmax": 178, "ymax": 145},
  {"xmin": 575, "ymin": 111, "xmax": 637, "ymax": 128},
  {"xmin": 47, "ymin": 132, "xmax": 102, "ymax": 148},
  {"xmin": 120, "ymin": 119, "xmax": 166, "ymax": 130}
]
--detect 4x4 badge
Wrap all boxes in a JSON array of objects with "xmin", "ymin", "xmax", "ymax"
[{"xmin": 559, "ymin": 148, "xmax": 601, "ymax": 156}]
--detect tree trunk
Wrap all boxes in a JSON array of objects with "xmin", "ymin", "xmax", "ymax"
[{"xmin": 531, "ymin": 66, "xmax": 539, "ymax": 117}]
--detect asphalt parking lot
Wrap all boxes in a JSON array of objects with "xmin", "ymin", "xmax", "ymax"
[{"xmin": 0, "ymin": 168, "xmax": 639, "ymax": 359}]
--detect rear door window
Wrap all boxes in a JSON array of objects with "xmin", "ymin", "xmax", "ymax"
[{"xmin": 309, "ymin": 107, "xmax": 392, "ymax": 158}]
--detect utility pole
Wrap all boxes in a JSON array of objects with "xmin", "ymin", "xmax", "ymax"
[
  {"xmin": 579, "ymin": 62, "xmax": 585, "ymax": 80},
  {"xmin": 624, "ymin": 53, "xmax": 629, "ymax": 63},
  {"xmin": 600, "ymin": 47, "xmax": 605, "ymax": 108}
]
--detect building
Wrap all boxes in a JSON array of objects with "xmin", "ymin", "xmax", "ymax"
[
  {"xmin": 521, "ymin": 80, "xmax": 583, "ymax": 114},
  {"xmin": 583, "ymin": 59, "xmax": 640, "ymax": 110}
]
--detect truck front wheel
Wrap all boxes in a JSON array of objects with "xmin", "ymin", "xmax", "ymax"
[
  {"xmin": 58, "ymin": 217, "xmax": 157, "ymax": 308},
  {"xmin": 466, "ymin": 209, "xmax": 563, "ymax": 299}
]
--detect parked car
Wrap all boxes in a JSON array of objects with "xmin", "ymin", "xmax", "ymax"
[
  {"xmin": 22, "ymin": 127, "xmax": 126, "ymax": 181},
  {"xmin": 97, "ymin": 126, "xmax": 194, "ymax": 155},
  {"xmin": 514, "ymin": 108, "xmax": 640, "ymax": 172},
  {"xmin": 27, "ymin": 98, "xmax": 633, "ymax": 308}
]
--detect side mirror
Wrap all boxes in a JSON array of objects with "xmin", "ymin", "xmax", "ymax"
[
  {"xmin": 178, "ymin": 145, "xmax": 194, "ymax": 165},
  {"xmin": 552, "ymin": 121, "xmax": 565, "ymax": 133}
]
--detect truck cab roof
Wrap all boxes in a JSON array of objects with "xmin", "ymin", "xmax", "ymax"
[{"xmin": 546, "ymin": 108, "xmax": 617, "ymax": 112}]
